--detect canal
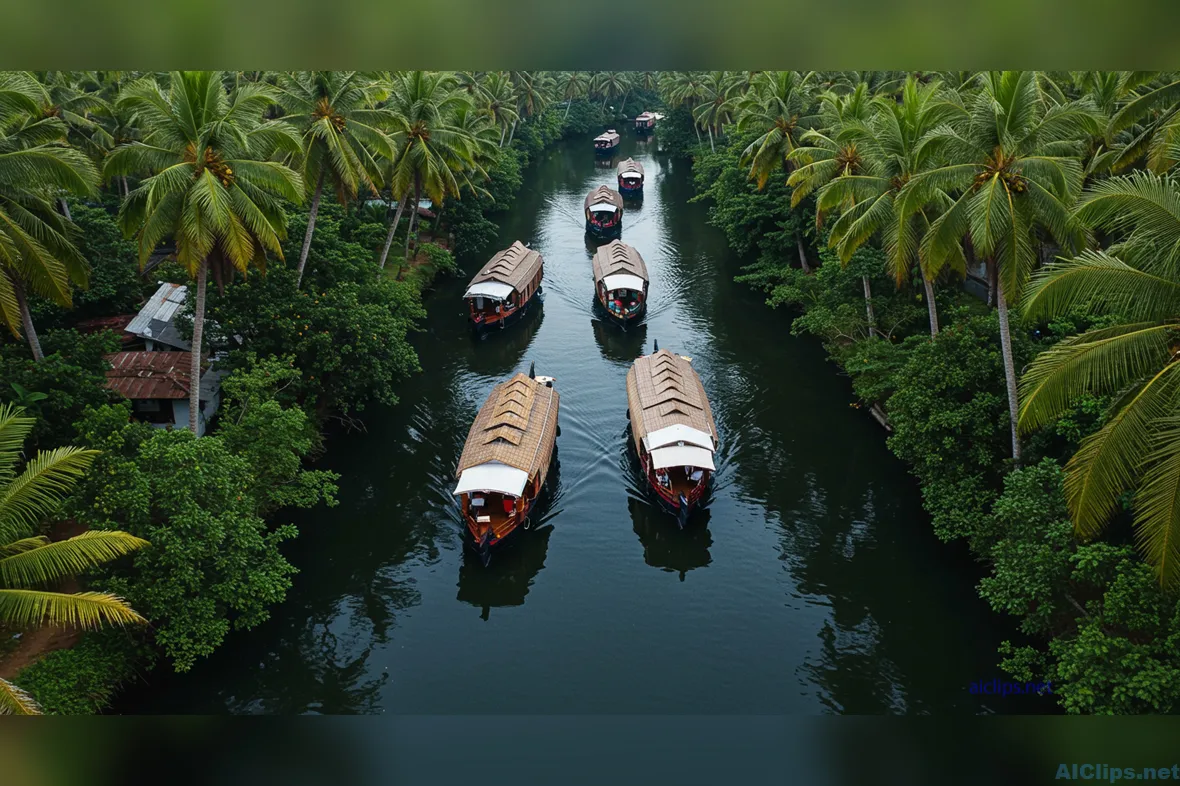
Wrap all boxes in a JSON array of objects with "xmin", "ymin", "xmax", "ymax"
[{"xmin": 119, "ymin": 133, "xmax": 1034, "ymax": 714}]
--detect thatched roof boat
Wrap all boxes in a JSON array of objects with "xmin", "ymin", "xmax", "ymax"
[
  {"xmin": 463, "ymin": 241, "xmax": 544, "ymax": 332},
  {"xmin": 592, "ymin": 240, "xmax": 648, "ymax": 296},
  {"xmin": 617, "ymin": 158, "xmax": 644, "ymax": 179},
  {"xmin": 594, "ymin": 129, "xmax": 621, "ymax": 151}
]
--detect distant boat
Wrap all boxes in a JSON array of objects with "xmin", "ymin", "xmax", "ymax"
[
  {"xmin": 594, "ymin": 129, "xmax": 621, "ymax": 154},
  {"xmin": 584, "ymin": 186, "xmax": 624, "ymax": 239},
  {"xmin": 616, "ymin": 158, "xmax": 644, "ymax": 194},
  {"xmin": 634, "ymin": 112, "xmax": 657, "ymax": 134},
  {"xmin": 593, "ymin": 240, "xmax": 649, "ymax": 325},
  {"xmin": 463, "ymin": 241, "xmax": 543, "ymax": 334},
  {"xmin": 626, "ymin": 344, "xmax": 718, "ymax": 528},
  {"xmin": 454, "ymin": 368, "xmax": 560, "ymax": 565}
]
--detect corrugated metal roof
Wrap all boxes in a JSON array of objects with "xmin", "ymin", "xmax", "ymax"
[
  {"xmin": 126, "ymin": 283, "xmax": 187, "ymax": 338},
  {"xmin": 104, "ymin": 351, "xmax": 192, "ymax": 400}
]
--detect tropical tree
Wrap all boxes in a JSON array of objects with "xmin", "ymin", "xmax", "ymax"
[
  {"xmin": 734, "ymin": 70, "xmax": 818, "ymax": 186},
  {"xmin": 1101, "ymin": 73, "xmax": 1180, "ymax": 174},
  {"xmin": 477, "ymin": 72, "xmax": 519, "ymax": 148},
  {"xmin": 556, "ymin": 71, "xmax": 589, "ymax": 120},
  {"xmin": 275, "ymin": 71, "xmax": 397, "ymax": 287},
  {"xmin": 795, "ymin": 78, "xmax": 969, "ymax": 336},
  {"xmin": 0, "ymin": 403, "xmax": 148, "ymax": 715},
  {"xmin": 592, "ymin": 71, "xmax": 631, "ymax": 114},
  {"xmin": 691, "ymin": 71, "xmax": 742, "ymax": 153},
  {"xmin": 898, "ymin": 70, "xmax": 1101, "ymax": 462},
  {"xmin": 105, "ymin": 71, "xmax": 304, "ymax": 434},
  {"xmin": 662, "ymin": 71, "xmax": 707, "ymax": 147},
  {"xmin": 0, "ymin": 71, "xmax": 101, "ymax": 361},
  {"xmin": 378, "ymin": 71, "xmax": 476, "ymax": 270},
  {"xmin": 1018, "ymin": 171, "xmax": 1180, "ymax": 586}
]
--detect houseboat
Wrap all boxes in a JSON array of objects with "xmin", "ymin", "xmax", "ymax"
[
  {"xmin": 616, "ymin": 158, "xmax": 645, "ymax": 194},
  {"xmin": 454, "ymin": 365, "xmax": 560, "ymax": 566},
  {"xmin": 634, "ymin": 112, "xmax": 656, "ymax": 134},
  {"xmin": 584, "ymin": 186, "xmax": 624, "ymax": 239},
  {"xmin": 626, "ymin": 342, "xmax": 719, "ymax": 528},
  {"xmin": 593, "ymin": 240, "xmax": 649, "ymax": 325},
  {"xmin": 463, "ymin": 241, "xmax": 544, "ymax": 334},
  {"xmin": 594, "ymin": 129, "xmax": 621, "ymax": 154}
]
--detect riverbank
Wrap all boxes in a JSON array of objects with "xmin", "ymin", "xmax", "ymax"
[
  {"xmin": 685, "ymin": 128, "xmax": 1180, "ymax": 715},
  {"xmin": 3, "ymin": 101, "xmax": 608, "ymax": 714}
]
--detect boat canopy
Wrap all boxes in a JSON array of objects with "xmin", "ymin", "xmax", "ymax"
[
  {"xmin": 620, "ymin": 172, "xmax": 643, "ymax": 180},
  {"xmin": 593, "ymin": 240, "xmax": 648, "ymax": 289},
  {"xmin": 464, "ymin": 281, "xmax": 515, "ymax": 301},
  {"xmin": 453, "ymin": 461, "xmax": 529, "ymax": 497},
  {"xmin": 602, "ymin": 273, "xmax": 646, "ymax": 293},
  {"xmin": 651, "ymin": 445, "xmax": 716, "ymax": 471},
  {"xmin": 585, "ymin": 186, "xmax": 624, "ymax": 213},
  {"xmin": 588, "ymin": 203, "xmax": 618, "ymax": 213},
  {"xmin": 465, "ymin": 241, "xmax": 543, "ymax": 299},
  {"xmin": 644, "ymin": 423, "xmax": 715, "ymax": 451}
]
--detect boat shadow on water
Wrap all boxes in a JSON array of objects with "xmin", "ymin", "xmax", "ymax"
[
  {"xmin": 466, "ymin": 298, "xmax": 545, "ymax": 377},
  {"xmin": 591, "ymin": 313, "xmax": 648, "ymax": 364},
  {"xmin": 622, "ymin": 431, "xmax": 714, "ymax": 581}
]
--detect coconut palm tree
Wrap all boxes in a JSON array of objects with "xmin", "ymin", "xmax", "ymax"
[
  {"xmin": 1102, "ymin": 73, "xmax": 1180, "ymax": 174},
  {"xmin": 0, "ymin": 71, "xmax": 100, "ymax": 361},
  {"xmin": 378, "ymin": 71, "xmax": 476, "ymax": 271},
  {"xmin": 794, "ymin": 78, "xmax": 969, "ymax": 336},
  {"xmin": 0, "ymin": 403, "xmax": 148, "ymax": 715},
  {"xmin": 734, "ymin": 71, "xmax": 819, "ymax": 186},
  {"xmin": 556, "ymin": 71, "xmax": 590, "ymax": 120},
  {"xmin": 275, "ymin": 71, "xmax": 398, "ymax": 288},
  {"xmin": 662, "ymin": 71, "xmax": 707, "ymax": 147},
  {"xmin": 105, "ymin": 71, "xmax": 304, "ymax": 434},
  {"xmin": 506, "ymin": 71, "xmax": 553, "ymax": 146},
  {"xmin": 1018, "ymin": 171, "xmax": 1180, "ymax": 586},
  {"xmin": 899, "ymin": 71, "xmax": 1102, "ymax": 462},
  {"xmin": 691, "ymin": 71, "xmax": 742, "ymax": 153},
  {"xmin": 592, "ymin": 71, "xmax": 631, "ymax": 114},
  {"xmin": 478, "ymin": 72, "xmax": 519, "ymax": 148}
]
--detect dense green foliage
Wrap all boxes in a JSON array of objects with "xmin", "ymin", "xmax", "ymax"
[
  {"xmin": 682, "ymin": 69, "xmax": 1180, "ymax": 714},
  {"xmin": 11, "ymin": 630, "xmax": 147, "ymax": 715}
]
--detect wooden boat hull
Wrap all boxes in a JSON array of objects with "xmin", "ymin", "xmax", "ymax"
[
  {"xmin": 594, "ymin": 143, "xmax": 619, "ymax": 156},
  {"xmin": 586, "ymin": 221, "xmax": 622, "ymax": 239},
  {"xmin": 637, "ymin": 445, "xmax": 711, "ymax": 529},
  {"xmin": 469, "ymin": 287, "xmax": 541, "ymax": 335},
  {"xmin": 596, "ymin": 294, "xmax": 646, "ymax": 325}
]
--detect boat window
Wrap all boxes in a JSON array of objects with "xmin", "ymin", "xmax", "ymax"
[{"xmin": 474, "ymin": 296, "xmax": 484, "ymax": 309}]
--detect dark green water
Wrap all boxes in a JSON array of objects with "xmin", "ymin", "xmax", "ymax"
[{"xmin": 119, "ymin": 135, "xmax": 1038, "ymax": 715}]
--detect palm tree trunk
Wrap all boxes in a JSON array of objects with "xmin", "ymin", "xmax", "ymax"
[
  {"xmin": 564, "ymin": 99, "xmax": 572, "ymax": 120},
  {"xmin": 295, "ymin": 169, "xmax": 326, "ymax": 288},
  {"xmin": 987, "ymin": 262, "xmax": 997, "ymax": 307},
  {"xmin": 706, "ymin": 125, "xmax": 715, "ymax": 153},
  {"xmin": 120, "ymin": 176, "xmax": 129, "ymax": 199},
  {"xmin": 796, "ymin": 235, "xmax": 811, "ymax": 274},
  {"xmin": 862, "ymin": 276, "xmax": 877, "ymax": 337},
  {"xmin": 922, "ymin": 269, "xmax": 940, "ymax": 337},
  {"xmin": 619, "ymin": 93, "xmax": 628, "ymax": 115},
  {"xmin": 377, "ymin": 198, "xmax": 407, "ymax": 270},
  {"xmin": 11, "ymin": 275, "xmax": 43, "ymax": 361},
  {"xmin": 507, "ymin": 118, "xmax": 518, "ymax": 146},
  {"xmin": 57, "ymin": 198, "xmax": 71, "ymax": 221},
  {"xmin": 995, "ymin": 269, "xmax": 1022, "ymax": 463},
  {"xmin": 188, "ymin": 258, "xmax": 208, "ymax": 435},
  {"xmin": 499, "ymin": 123, "xmax": 507, "ymax": 148},
  {"xmin": 402, "ymin": 178, "xmax": 422, "ymax": 269}
]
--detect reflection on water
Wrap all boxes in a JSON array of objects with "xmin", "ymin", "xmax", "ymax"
[
  {"xmin": 457, "ymin": 525, "xmax": 553, "ymax": 620},
  {"xmin": 117, "ymin": 132, "xmax": 1027, "ymax": 716},
  {"xmin": 591, "ymin": 314, "xmax": 648, "ymax": 365},
  {"xmin": 629, "ymin": 497, "xmax": 713, "ymax": 582}
]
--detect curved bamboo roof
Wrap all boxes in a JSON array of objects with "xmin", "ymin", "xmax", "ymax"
[
  {"xmin": 467, "ymin": 241, "xmax": 543, "ymax": 295},
  {"xmin": 584, "ymin": 186, "xmax": 624, "ymax": 212},
  {"xmin": 457, "ymin": 373, "xmax": 560, "ymax": 480},
  {"xmin": 626, "ymin": 350, "xmax": 717, "ymax": 455},
  {"xmin": 617, "ymin": 158, "xmax": 644, "ymax": 177},
  {"xmin": 592, "ymin": 240, "xmax": 648, "ymax": 286}
]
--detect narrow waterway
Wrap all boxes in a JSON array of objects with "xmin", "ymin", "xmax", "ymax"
[{"xmin": 119, "ymin": 134, "xmax": 1037, "ymax": 714}]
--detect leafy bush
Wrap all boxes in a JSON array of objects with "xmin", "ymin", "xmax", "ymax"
[
  {"xmin": 12, "ymin": 630, "xmax": 147, "ymax": 715},
  {"xmin": 0, "ymin": 328, "xmax": 121, "ymax": 450}
]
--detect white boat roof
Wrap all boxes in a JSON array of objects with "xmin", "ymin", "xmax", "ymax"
[
  {"xmin": 453, "ymin": 461, "xmax": 529, "ymax": 497},
  {"xmin": 595, "ymin": 132, "xmax": 619, "ymax": 141},
  {"xmin": 588, "ymin": 203, "xmax": 618, "ymax": 213},
  {"xmin": 464, "ymin": 281, "xmax": 515, "ymax": 301},
  {"xmin": 644, "ymin": 423, "xmax": 715, "ymax": 451},
  {"xmin": 620, "ymin": 171, "xmax": 643, "ymax": 179},
  {"xmin": 651, "ymin": 445, "xmax": 715, "ymax": 471},
  {"xmin": 602, "ymin": 273, "xmax": 647, "ymax": 293}
]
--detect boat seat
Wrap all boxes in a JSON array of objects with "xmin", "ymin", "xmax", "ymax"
[{"xmin": 476, "ymin": 515, "xmax": 491, "ymax": 523}]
